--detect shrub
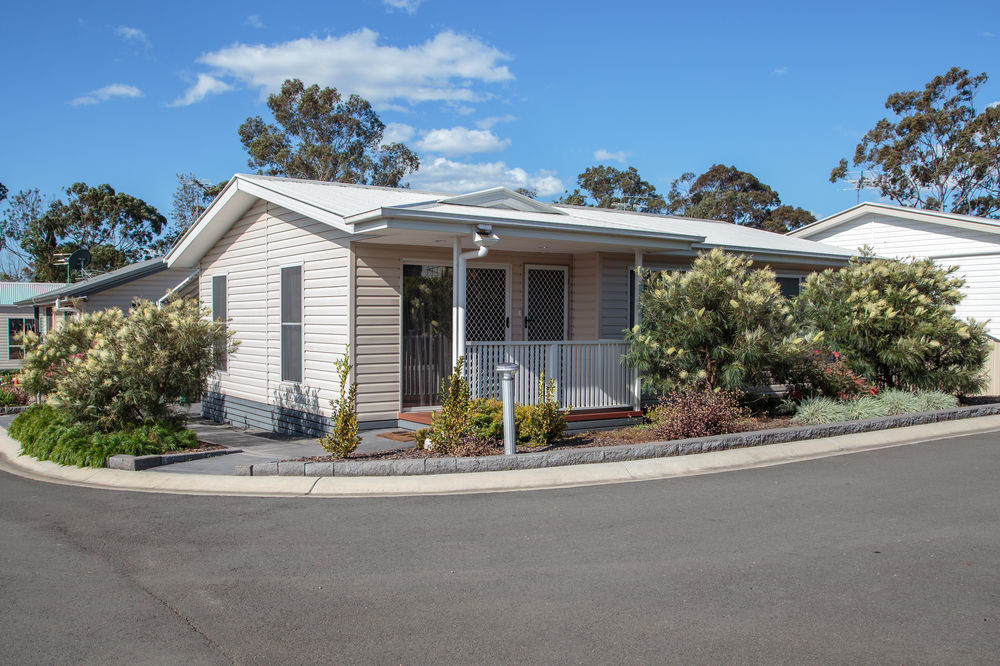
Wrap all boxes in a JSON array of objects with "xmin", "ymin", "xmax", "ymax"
[
  {"xmin": 318, "ymin": 348, "xmax": 361, "ymax": 458},
  {"xmin": 791, "ymin": 396, "xmax": 853, "ymax": 425},
  {"xmin": 877, "ymin": 389, "xmax": 927, "ymax": 416},
  {"xmin": 916, "ymin": 391, "xmax": 959, "ymax": 411},
  {"xmin": 21, "ymin": 298, "xmax": 237, "ymax": 431},
  {"xmin": 787, "ymin": 348, "xmax": 876, "ymax": 400},
  {"xmin": 428, "ymin": 357, "xmax": 472, "ymax": 454},
  {"xmin": 9, "ymin": 404, "xmax": 198, "ymax": 468},
  {"xmin": 518, "ymin": 375, "xmax": 567, "ymax": 447},
  {"xmin": 626, "ymin": 249, "xmax": 820, "ymax": 393},
  {"xmin": 794, "ymin": 257, "xmax": 989, "ymax": 395},
  {"xmin": 647, "ymin": 389, "xmax": 749, "ymax": 440},
  {"xmin": 0, "ymin": 386, "xmax": 28, "ymax": 407},
  {"xmin": 848, "ymin": 396, "xmax": 888, "ymax": 420}
]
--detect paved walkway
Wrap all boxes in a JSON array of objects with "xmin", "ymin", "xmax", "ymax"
[{"xmin": 149, "ymin": 418, "xmax": 410, "ymax": 475}]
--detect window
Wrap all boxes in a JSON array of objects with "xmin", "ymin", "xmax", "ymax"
[
  {"xmin": 8, "ymin": 318, "xmax": 36, "ymax": 360},
  {"xmin": 281, "ymin": 266, "xmax": 302, "ymax": 383},
  {"xmin": 44, "ymin": 307, "xmax": 53, "ymax": 337},
  {"xmin": 212, "ymin": 275, "xmax": 227, "ymax": 372},
  {"xmin": 776, "ymin": 276, "xmax": 802, "ymax": 298}
]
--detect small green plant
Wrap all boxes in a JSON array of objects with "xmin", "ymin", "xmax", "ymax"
[
  {"xmin": 518, "ymin": 374, "xmax": 568, "ymax": 447},
  {"xmin": 428, "ymin": 357, "xmax": 471, "ymax": 454},
  {"xmin": 318, "ymin": 347, "xmax": 361, "ymax": 458},
  {"xmin": 413, "ymin": 428, "xmax": 431, "ymax": 449},
  {"xmin": 648, "ymin": 389, "xmax": 749, "ymax": 440}
]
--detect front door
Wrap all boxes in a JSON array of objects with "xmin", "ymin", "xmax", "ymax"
[{"xmin": 524, "ymin": 265, "xmax": 568, "ymax": 341}]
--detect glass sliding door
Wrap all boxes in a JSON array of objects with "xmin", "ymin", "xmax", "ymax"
[{"xmin": 401, "ymin": 264, "xmax": 452, "ymax": 408}]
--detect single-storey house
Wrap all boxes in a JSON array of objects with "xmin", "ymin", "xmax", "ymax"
[
  {"xmin": 790, "ymin": 202, "xmax": 1000, "ymax": 394},
  {"xmin": 16, "ymin": 257, "xmax": 198, "ymax": 334},
  {"xmin": 165, "ymin": 174, "xmax": 856, "ymax": 436},
  {"xmin": 0, "ymin": 281, "xmax": 64, "ymax": 369}
]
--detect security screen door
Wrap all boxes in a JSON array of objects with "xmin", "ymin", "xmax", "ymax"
[
  {"xmin": 524, "ymin": 265, "xmax": 568, "ymax": 341},
  {"xmin": 466, "ymin": 266, "xmax": 509, "ymax": 341}
]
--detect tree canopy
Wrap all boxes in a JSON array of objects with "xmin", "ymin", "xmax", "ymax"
[
  {"xmin": 238, "ymin": 78, "xmax": 419, "ymax": 186},
  {"xmin": 667, "ymin": 164, "xmax": 815, "ymax": 232},
  {"xmin": 557, "ymin": 165, "xmax": 666, "ymax": 213},
  {"xmin": 830, "ymin": 67, "xmax": 1000, "ymax": 217},
  {"xmin": 3, "ymin": 182, "xmax": 167, "ymax": 282},
  {"xmin": 154, "ymin": 173, "xmax": 228, "ymax": 253}
]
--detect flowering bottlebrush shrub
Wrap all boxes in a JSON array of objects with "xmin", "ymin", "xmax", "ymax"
[
  {"xmin": 793, "ymin": 257, "xmax": 989, "ymax": 395},
  {"xmin": 626, "ymin": 249, "xmax": 820, "ymax": 393},
  {"xmin": 20, "ymin": 298, "xmax": 237, "ymax": 431}
]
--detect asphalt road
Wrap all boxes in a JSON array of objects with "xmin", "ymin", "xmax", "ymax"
[{"xmin": 2, "ymin": 431, "xmax": 999, "ymax": 664}]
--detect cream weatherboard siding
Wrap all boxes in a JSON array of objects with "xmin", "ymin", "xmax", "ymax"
[
  {"xmin": 200, "ymin": 201, "xmax": 351, "ymax": 429},
  {"xmin": 353, "ymin": 243, "xmax": 589, "ymax": 423},
  {"xmin": 79, "ymin": 266, "xmax": 195, "ymax": 314}
]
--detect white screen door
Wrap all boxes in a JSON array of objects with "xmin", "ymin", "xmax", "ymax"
[
  {"xmin": 466, "ymin": 266, "xmax": 510, "ymax": 341},
  {"xmin": 524, "ymin": 265, "xmax": 568, "ymax": 341}
]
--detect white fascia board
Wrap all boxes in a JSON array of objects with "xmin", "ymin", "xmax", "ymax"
[
  {"xmin": 165, "ymin": 177, "xmax": 243, "ymax": 268},
  {"xmin": 235, "ymin": 179, "xmax": 350, "ymax": 232},
  {"xmin": 793, "ymin": 203, "xmax": 1000, "ymax": 238},
  {"xmin": 347, "ymin": 207, "xmax": 706, "ymax": 246}
]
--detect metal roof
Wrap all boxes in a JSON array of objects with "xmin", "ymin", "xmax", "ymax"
[
  {"xmin": 0, "ymin": 282, "xmax": 65, "ymax": 307},
  {"xmin": 15, "ymin": 258, "xmax": 168, "ymax": 306}
]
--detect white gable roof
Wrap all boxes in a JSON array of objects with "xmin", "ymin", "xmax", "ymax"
[
  {"xmin": 791, "ymin": 202, "xmax": 1000, "ymax": 239},
  {"xmin": 166, "ymin": 174, "xmax": 856, "ymax": 268}
]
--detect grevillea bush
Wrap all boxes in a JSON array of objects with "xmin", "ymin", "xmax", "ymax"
[{"xmin": 20, "ymin": 298, "xmax": 237, "ymax": 431}]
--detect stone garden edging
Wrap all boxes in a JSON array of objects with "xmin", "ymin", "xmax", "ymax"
[
  {"xmin": 237, "ymin": 403, "xmax": 1000, "ymax": 478},
  {"xmin": 108, "ymin": 448, "xmax": 243, "ymax": 471}
]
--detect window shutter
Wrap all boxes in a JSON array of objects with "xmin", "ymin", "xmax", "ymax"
[
  {"xmin": 212, "ymin": 275, "xmax": 227, "ymax": 372},
  {"xmin": 281, "ymin": 266, "xmax": 302, "ymax": 383}
]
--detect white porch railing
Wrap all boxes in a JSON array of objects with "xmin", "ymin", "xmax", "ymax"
[{"xmin": 465, "ymin": 340, "xmax": 633, "ymax": 410}]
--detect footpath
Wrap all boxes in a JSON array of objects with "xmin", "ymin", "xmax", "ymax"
[{"xmin": 1, "ymin": 414, "xmax": 999, "ymax": 497}]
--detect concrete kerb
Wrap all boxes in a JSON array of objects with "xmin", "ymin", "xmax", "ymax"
[
  {"xmin": 243, "ymin": 404, "xmax": 1000, "ymax": 478},
  {"xmin": 0, "ymin": 407, "xmax": 998, "ymax": 497}
]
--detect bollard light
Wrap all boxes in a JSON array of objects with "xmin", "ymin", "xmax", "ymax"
[{"xmin": 496, "ymin": 363, "xmax": 519, "ymax": 455}]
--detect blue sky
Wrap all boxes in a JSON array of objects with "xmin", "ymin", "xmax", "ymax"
[{"xmin": 2, "ymin": 0, "xmax": 999, "ymax": 224}]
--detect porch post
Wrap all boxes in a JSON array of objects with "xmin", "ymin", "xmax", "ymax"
[{"xmin": 632, "ymin": 248, "xmax": 643, "ymax": 411}]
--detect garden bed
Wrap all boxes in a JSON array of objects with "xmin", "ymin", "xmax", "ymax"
[{"xmin": 241, "ymin": 403, "xmax": 1000, "ymax": 477}]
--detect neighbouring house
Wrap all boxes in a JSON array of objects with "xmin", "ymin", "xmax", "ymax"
[
  {"xmin": 15, "ymin": 258, "xmax": 199, "ymax": 334},
  {"xmin": 0, "ymin": 281, "xmax": 64, "ymax": 370},
  {"xmin": 790, "ymin": 202, "xmax": 1000, "ymax": 394},
  {"xmin": 164, "ymin": 174, "xmax": 856, "ymax": 436}
]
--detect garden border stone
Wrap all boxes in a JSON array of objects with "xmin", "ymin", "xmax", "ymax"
[
  {"xmin": 107, "ymin": 447, "xmax": 243, "ymax": 471},
  {"xmin": 238, "ymin": 404, "xmax": 1000, "ymax": 478}
]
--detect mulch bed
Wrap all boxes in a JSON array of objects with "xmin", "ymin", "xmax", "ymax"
[{"xmin": 295, "ymin": 416, "xmax": 796, "ymax": 463}]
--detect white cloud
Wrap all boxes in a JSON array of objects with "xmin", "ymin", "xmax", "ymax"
[
  {"xmin": 244, "ymin": 14, "xmax": 264, "ymax": 28},
  {"xmin": 114, "ymin": 25, "xmax": 150, "ymax": 48},
  {"xmin": 70, "ymin": 83, "xmax": 143, "ymax": 106},
  {"xmin": 988, "ymin": 100, "xmax": 1000, "ymax": 109},
  {"xmin": 383, "ymin": 0, "xmax": 424, "ymax": 13},
  {"xmin": 408, "ymin": 157, "xmax": 564, "ymax": 196},
  {"xmin": 773, "ymin": 65, "xmax": 789, "ymax": 75},
  {"xmin": 982, "ymin": 31, "xmax": 995, "ymax": 37},
  {"xmin": 594, "ymin": 148, "xmax": 628, "ymax": 163},
  {"xmin": 182, "ymin": 29, "xmax": 512, "ymax": 107},
  {"xmin": 475, "ymin": 114, "xmax": 516, "ymax": 129},
  {"xmin": 170, "ymin": 74, "xmax": 233, "ymax": 106},
  {"xmin": 383, "ymin": 122, "xmax": 415, "ymax": 144},
  {"xmin": 416, "ymin": 127, "xmax": 510, "ymax": 156}
]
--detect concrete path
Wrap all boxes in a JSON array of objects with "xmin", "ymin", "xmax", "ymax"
[
  {"xmin": 3, "ymin": 414, "xmax": 1000, "ymax": 497},
  {"xmin": 149, "ymin": 417, "xmax": 409, "ymax": 475}
]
